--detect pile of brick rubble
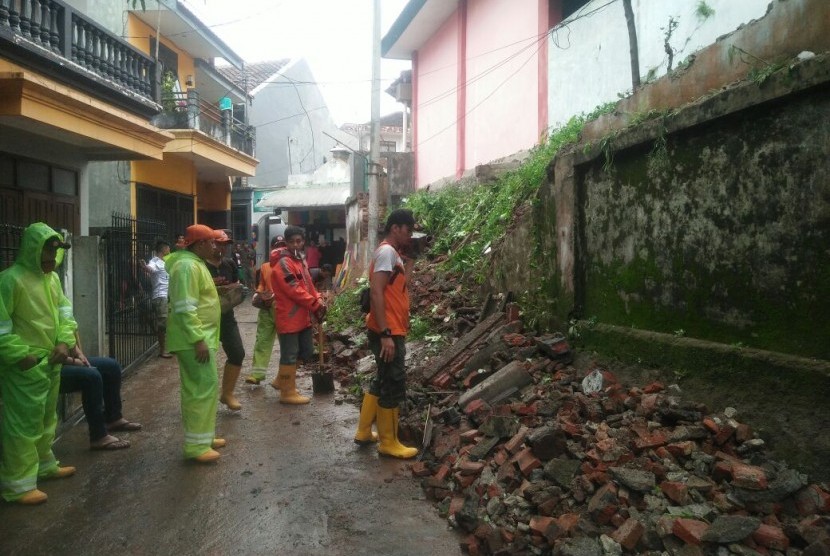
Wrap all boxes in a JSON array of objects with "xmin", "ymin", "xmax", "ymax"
[{"xmin": 329, "ymin": 259, "xmax": 830, "ymax": 556}]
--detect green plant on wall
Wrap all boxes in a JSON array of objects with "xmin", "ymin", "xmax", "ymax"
[
  {"xmin": 728, "ymin": 45, "xmax": 786, "ymax": 84},
  {"xmin": 404, "ymin": 102, "xmax": 616, "ymax": 285}
]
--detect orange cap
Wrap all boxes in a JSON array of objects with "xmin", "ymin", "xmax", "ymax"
[
  {"xmin": 181, "ymin": 224, "xmax": 215, "ymax": 247},
  {"xmin": 213, "ymin": 229, "xmax": 232, "ymax": 244}
]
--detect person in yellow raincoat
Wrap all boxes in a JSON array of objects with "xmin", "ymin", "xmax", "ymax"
[
  {"xmin": 165, "ymin": 224, "xmax": 225, "ymax": 463},
  {"xmin": 0, "ymin": 222, "xmax": 79, "ymax": 505}
]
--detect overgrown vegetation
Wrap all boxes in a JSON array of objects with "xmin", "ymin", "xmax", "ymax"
[
  {"xmin": 326, "ymin": 277, "xmax": 367, "ymax": 333},
  {"xmin": 404, "ymin": 103, "xmax": 616, "ymax": 284}
]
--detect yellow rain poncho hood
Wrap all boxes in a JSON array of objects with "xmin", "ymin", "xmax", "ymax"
[{"xmin": 0, "ymin": 222, "xmax": 77, "ymax": 366}]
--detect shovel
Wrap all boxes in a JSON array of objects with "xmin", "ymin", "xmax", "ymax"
[{"xmin": 311, "ymin": 322, "xmax": 335, "ymax": 394}]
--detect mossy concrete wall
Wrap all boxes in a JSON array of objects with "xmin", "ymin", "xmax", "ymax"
[
  {"xmin": 579, "ymin": 82, "xmax": 830, "ymax": 359},
  {"xmin": 486, "ymin": 3, "xmax": 830, "ymax": 478}
]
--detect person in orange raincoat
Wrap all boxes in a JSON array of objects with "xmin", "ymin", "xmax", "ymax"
[{"xmin": 268, "ymin": 226, "xmax": 325, "ymax": 405}]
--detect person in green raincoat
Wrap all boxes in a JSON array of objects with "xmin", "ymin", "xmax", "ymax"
[
  {"xmin": 0, "ymin": 222, "xmax": 79, "ymax": 505},
  {"xmin": 165, "ymin": 224, "xmax": 225, "ymax": 463}
]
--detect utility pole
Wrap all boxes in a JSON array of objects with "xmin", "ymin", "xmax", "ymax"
[{"xmin": 368, "ymin": 0, "xmax": 381, "ymax": 252}]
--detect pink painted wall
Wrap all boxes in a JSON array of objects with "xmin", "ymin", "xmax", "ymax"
[
  {"xmin": 463, "ymin": 0, "xmax": 543, "ymax": 170},
  {"xmin": 414, "ymin": 12, "xmax": 460, "ymax": 187},
  {"xmin": 413, "ymin": 1, "xmax": 546, "ymax": 188}
]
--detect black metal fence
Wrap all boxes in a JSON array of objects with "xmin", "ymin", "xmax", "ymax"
[
  {"xmin": 0, "ymin": 223, "xmax": 24, "ymax": 272},
  {"xmin": 104, "ymin": 213, "xmax": 167, "ymax": 369}
]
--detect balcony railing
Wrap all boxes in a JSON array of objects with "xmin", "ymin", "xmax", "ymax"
[
  {"xmin": 0, "ymin": 0, "xmax": 157, "ymax": 106},
  {"xmin": 153, "ymin": 90, "xmax": 256, "ymax": 157}
]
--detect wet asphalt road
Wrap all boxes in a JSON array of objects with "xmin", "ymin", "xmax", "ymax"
[{"xmin": 0, "ymin": 304, "xmax": 460, "ymax": 556}]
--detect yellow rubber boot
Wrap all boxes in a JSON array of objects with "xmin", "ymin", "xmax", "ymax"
[
  {"xmin": 17, "ymin": 489, "xmax": 48, "ymax": 505},
  {"xmin": 212, "ymin": 438, "xmax": 226, "ymax": 449},
  {"xmin": 277, "ymin": 364, "xmax": 310, "ymax": 405},
  {"xmin": 43, "ymin": 466, "xmax": 76, "ymax": 480},
  {"xmin": 193, "ymin": 449, "xmax": 220, "ymax": 463},
  {"xmin": 354, "ymin": 392, "xmax": 379, "ymax": 445},
  {"xmin": 219, "ymin": 364, "xmax": 242, "ymax": 410},
  {"xmin": 377, "ymin": 407, "xmax": 418, "ymax": 459}
]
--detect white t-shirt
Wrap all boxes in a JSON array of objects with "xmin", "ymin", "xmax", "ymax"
[
  {"xmin": 147, "ymin": 255, "xmax": 169, "ymax": 299},
  {"xmin": 373, "ymin": 243, "xmax": 403, "ymax": 274}
]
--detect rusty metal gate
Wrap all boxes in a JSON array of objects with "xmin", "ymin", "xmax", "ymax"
[{"xmin": 103, "ymin": 213, "xmax": 167, "ymax": 369}]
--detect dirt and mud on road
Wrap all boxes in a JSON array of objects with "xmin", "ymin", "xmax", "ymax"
[{"xmin": 0, "ymin": 303, "xmax": 460, "ymax": 556}]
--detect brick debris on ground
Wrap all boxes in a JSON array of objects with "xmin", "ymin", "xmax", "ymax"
[{"xmin": 321, "ymin": 258, "xmax": 830, "ymax": 556}]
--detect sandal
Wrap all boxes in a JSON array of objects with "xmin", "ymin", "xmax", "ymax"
[
  {"xmin": 107, "ymin": 419, "xmax": 143, "ymax": 432},
  {"xmin": 91, "ymin": 437, "xmax": 130, "ymax": 450}
]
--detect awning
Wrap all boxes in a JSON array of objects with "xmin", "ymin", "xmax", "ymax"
[{"xmin": 256, "ymin": 183, "xmax": 350, "ymax": 211}]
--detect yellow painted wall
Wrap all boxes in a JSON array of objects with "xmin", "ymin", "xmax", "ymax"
[
  {"xmin": 132, "ymin": 157, "xmax": 196, "ymax": 195},
  {"xmin": 126, "ymin": 15, "xmax": 196, "ymax": 88},
  {"xmin": 198, "ymin": 181, "xmax": 231, "ymax": 211}
]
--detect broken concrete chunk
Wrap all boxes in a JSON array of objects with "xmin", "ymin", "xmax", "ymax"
[
  {"xmin": 458, "ymin": 360, "xmax": 532, "ymax": 410},
  {"xmin": 527, "ymin": 425, "xmax": 569, "ymax": 461},
  {"xmin": 544, "ymin": 458, "xmax": 582, "ymax": 489},
  {"xmin": 609, "ymin": 466, "xmax": 657, "ymax": 492},
  {"xmin": 701, "ymin": 515, "xmax": 761, "ymax": 543}
]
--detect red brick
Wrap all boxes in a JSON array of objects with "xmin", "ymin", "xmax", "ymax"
[
  {"xmin": 611, "ymin": 513, "xmax": 626, "ymax": 528},
  {"xmin": 537, "ymin": 496, "xmax": 559, "ymax": 516},
  {"xmin": 661, "ymin": 481, "xmax": 691, "ymax": 505},
  {"xmin": 433, "ymin": 464, "xmax": 451, "ymax": 482},
  {"xmin": 557, "ymin": 513, "xmax": 580, "ymax": 534},
  {"xmin": 611, "ymin": 518, "xmax": 645, "ymax": 550},
  {"xmin": 486, "ymin": 482, "xmax": 503, "ymax": 499},
  {"xmin": 529, "ymin": 515, "xmax": 563, "ymax": 543},
  {"xmin": 463, "ymin": 398, "xmax": 487, "ymax": 416},
  {"xmin": 515, "ymin": 447, "xmax": 542, "ymax": 477},
  {"xmin": 673, "ymin": 518, "xmax": 710, "ymax": 545},
  {"xmin": 715, "ymin": 423, "xmax": 735, "ymax": 445},
  {"xmin": 460, "ymin": 429, "xmax": 480, "ymax": 444},
  {"xmin": 504, "ymin": 426, "xmax": 529, "ymax": 454},
  {"xmin": 712, "ymin": 461, "xmax": 733, "ymax": 482},
  {"xmin": 431, "ymin": 371, "xmax": 453, "ymax": 389},
  {"xmin": 410, "ymin": 461, "xmax": 431, "ymax": 477},
  {"xmin": 454, "ymin": 471, "xmax": 477, "ymax": 489},
  {"xmin": 735, "ymin": 423, "xmax": 753, "ymax": 443},
  {"xmin": 560, "ymin": 420, "xmax": 583, "ymax": 437},
  {"xmin": 460, "ymin": 534, "xmax": 480, "ymax": 556},
  {"xmin": 796, "ymin": 485, "xmax": 830, "ymax": 516},
  {"xmin": 588, "ymin": 482, "xmax": 619, "ymax": 525},
  {"xmin": 752, "ymin": 523, "xmax": 789, "ymax": 551},
  {"xmin": 702, "ymin": 417, "xmax": 719, "ymax": 434},
  {"xmin": 449, "ymin": 496, "xmax": 465, "ymax": 517},
  {"xmin": 529, "ymin": 516, "xmax": 555, "ymax": 536},
  {"xmin": 500, "ymin": 528, "xmax": 515, "ymax": 543},
  {"xmin": 643, "ymin": 381, "xmax": 665, "ymax": 394},
  {"xmin": 634, "ymin": 431, "xmax": 668, "ymax": 451},
  {"xmin": 714, "ymin": 450, "xmax": 742, "ymax": 463},
  {"xmin": 731, "ymin": 462, "xmax": 768, "ymax": 490},
  {"xmin": 458, "ymin": 459, "xmax": 486, "ymax": 476},
  {"xmin": 516, "ymin": 402, "xmax": 538, "ymax": 416},
  {"xmin": 667, "ymin": 441, "xmax": 697, "ymax": 458}
]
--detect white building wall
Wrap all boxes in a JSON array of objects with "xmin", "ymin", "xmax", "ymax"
[{"xmin": 548, "ymin": 0, "xmax": 771, "ymax": 129}]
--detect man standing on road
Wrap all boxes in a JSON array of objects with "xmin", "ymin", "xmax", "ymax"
[
  {"xmin": 206, "ymin": 229, "xmax": 245, "ymax": 411},
  {"xmin": 142, "ymin": 240, "xmax": 172, "ymax": 358},
  {"xmin": 165, "ymin": 224, "xmax": 225, "ymax": 463},
  {"xmin": 0, "ymin": 223, "xmax": 79, "ymax": 504},
  {"xmin": 270, "ymin": 226, "xmax": 326, "ymax": 404},
  {"xmin": 354, "ymin": 209, "xmax": 419, "ymax": 459},
  {"xmin": 246, "ymin": 235, "xmax": 285, "ymax": 386}
]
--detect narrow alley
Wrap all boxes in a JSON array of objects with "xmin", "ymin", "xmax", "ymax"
[{"xmin": 0, "ymin": 303, "xmax": 460, "ymax": 556}]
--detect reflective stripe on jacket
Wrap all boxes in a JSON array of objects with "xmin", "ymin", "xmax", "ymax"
[
  {"xmin": 269, "ymin": 247, "xmax": 321, "ymax": 334},
  {"xmin": 165, "ymin": 249, "xmax": 221, "ymax": 352}
]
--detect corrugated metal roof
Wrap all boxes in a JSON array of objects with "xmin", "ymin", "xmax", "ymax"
[
  {"xmin": 218, "ymin": 60, "xmax": 291, "ymax": 92},
  {"xmin": 256, "ymin": 184, "xmax": 350, "ymax": 210}
]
